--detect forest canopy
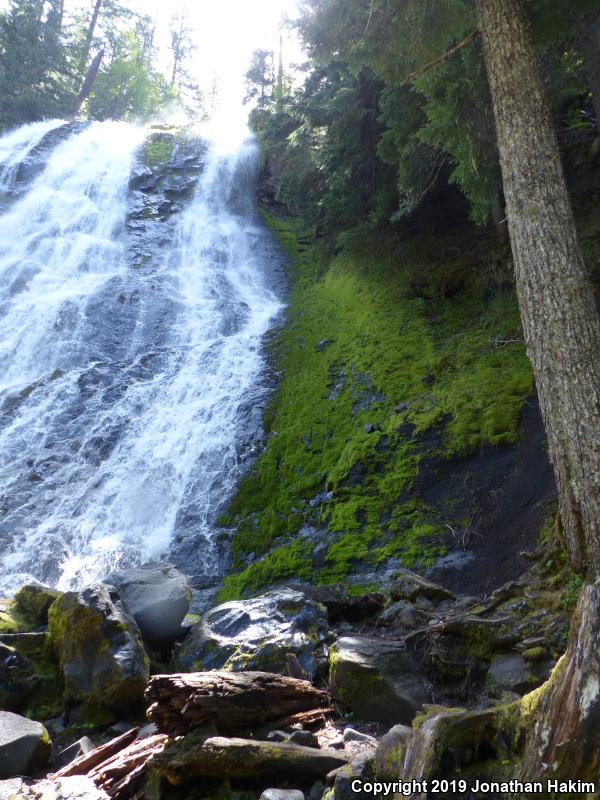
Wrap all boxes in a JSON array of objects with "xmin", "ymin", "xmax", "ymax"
[{"xmin": 245, "ymin": 0, "xmax": 600, "ymax": 234}]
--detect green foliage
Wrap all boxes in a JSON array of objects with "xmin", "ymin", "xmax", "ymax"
[
  {"xmin": 252, "ymin": 0, "xmax": 599, "ymax": 229},
  {"xmin": 0, "ymin": 0, "xmax": 72, "ymax": 128},
  {"xmin": 0, "ymin": 0, "xmax": 190, "ymax": 131},
  {"xmin": 221, "ymin": 215, "xmax": 534, "ymax": 598},
  {"xmin": 86, "ymin": 27, "xmax": 176, "ymax": 121}
]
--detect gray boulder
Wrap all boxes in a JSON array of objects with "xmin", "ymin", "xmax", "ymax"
[
  {"xmin": 260, "ymin": 791, "xmax": 305, "ymax": 800},
  {"xmin": 390, "ymin": 570, "xmax": 454, "ymax": 604},
  {"xmin": 0, "ymin": 711, "xmax": 51, "ymax": 778},
  {"xmin": 331, "ymin": 751, "xmax": 376, "ymax": 800},
  {"xmin": 176, "ymin": 589, "xmax": 328, "ymax": 679},
  {"xmin": 329, "ymin": 636, "xmax": 429, "ymax": 724},
  {"xmin": 487, "ymin": 654, "xmax": 532, "ymax": 696},
  {"xmin": 106, "ymin": 562, "xmax": 191, "ymax": 649},
  {"xmin": 374, "ymin": 724, "xmax": 411, "ymax": 780},
  {"xmin": 48, "ymin": 583, "xmax": 149, "ymax": 715}
]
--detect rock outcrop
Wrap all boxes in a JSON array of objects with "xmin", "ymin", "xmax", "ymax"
[
  {"xmin": 329, "ymin": 636, "xmax": 429, "ymax": 724},
  {"xmin": 48, "ymin": 584, "xmax": 149, "ymax": 718},
  {"xmin": 0, "ymin": 711, "xmax": 51, "ymax": 779},
  {"xmin": 176, "ymin": 589, "xmax": 328, "ymax": 679},
  {"xmin": 105, "ymin": 562, "xmax": 191, "ymax": 649}
]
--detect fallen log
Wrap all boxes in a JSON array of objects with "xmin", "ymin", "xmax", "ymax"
[
  {"xmin": 146, "ymin": 671, "xmax": 329, "ymax": 735},
  {"xmin": 53, "ymin": 728, "xmax": 140, "ymax": 778},
  {"xmin": 89, "ymin": 734, "xmax": 168, "ymax": 799},
  {"xmin": 151, "ymin": 732, "xmax": 348, "ymax": 784}
]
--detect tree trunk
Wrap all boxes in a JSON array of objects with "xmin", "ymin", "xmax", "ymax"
[
  {"xmin": 520, "ymin": 582, "xmax": 600, "ymax": 782},
  {"xmin": 78, "ymin": 0, "xmax": 103, "ymax": 76},
  {"xmin": 73, "ymin": 48, "xmax": 104, "ymax": 116},
  {"xmin": 475, "ymin": 0, "xmax": 600, "ymax": 575},
  {"xmin": 146, "ymin": 671, "xmax": 330, "ymax": 736}
]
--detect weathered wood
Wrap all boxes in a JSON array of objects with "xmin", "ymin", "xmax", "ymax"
[
  {"xmin": 520, "ymin": 582, "xmax": 600, "ymax": 781},
  {"xmin": 151, "ymin": 733, "xmax": 348, "ymax": 784},
  {"xmin": 146, "ymin": 671, "xmax": 329, "ymax": 735},
  {"xmin": 89, "ymin": 735, "xmax": 168, "ymax": 799},
  {"xmin": 52, "ymin": 728, "xmax": 139, "ymax": 778}
]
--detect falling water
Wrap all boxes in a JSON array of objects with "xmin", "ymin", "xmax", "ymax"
[{"xmin": 0, "ymin": 119, "xmax": 283, "ymax": 595}]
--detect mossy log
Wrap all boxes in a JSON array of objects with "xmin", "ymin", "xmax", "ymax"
[
  {"xmin": 151, "ymin": 732, "xmax": 348, "ymax": 784},
  {"xmin": 146, "ymin": 671, "xmax": 330, "ymax": 735}
]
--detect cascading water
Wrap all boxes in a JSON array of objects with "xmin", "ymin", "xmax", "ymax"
[{"xmin": 0, "ymin": 119, "xmax": 284, "ymax": 597}]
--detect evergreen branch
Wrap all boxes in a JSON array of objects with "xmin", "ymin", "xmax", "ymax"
[{"xmin": 401, "ymin": 29, "xmax": 479, "ymax": 86}]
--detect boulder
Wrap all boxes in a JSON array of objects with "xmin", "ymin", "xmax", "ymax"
[
  {"xmin": 106, "ymin": 562, "xmax": 191, "ymax": 648},
  {"xmin": 0, "ymin": 642, "xmax": 38, "ymax": 711},
  {"xmin": 374, "ymin": 724, "xmax": 411, "ymax": 780},
  {"xmin": 377, "ymin": 600, "xmax": 423, "ymax": 629},
  {"xmin": 0, "ymin": 711, "xmax": 51, "ymax": 778},
  {"xmin": 48, "ymin": 584, "xmax": 149, "ymax": 715},
  {"xmin": 329, "ymin": 637, "xmax": 429, "ymax": 725},
  {"xmin": 175, "ymin": 589, "xmax": 328, "ymax": 679},
  {"xmin": 0, "ymin": 777, "xmax": 109, "ymax": 799},
  {"xmin": 13, "ymin": 584, "xmax": 61, "ymax": 627},
  {"xmin": 390, "ymin": 570, "xmax": 454, "ymax": 604},
  {"xmin": 260, "ymin": 791, "xmax": 305, "ymax": 800},
  {"xmin": 331, "ymin": 751, "xmax": 375, "ymax": 800},
  {"xmin": 486, "ymin": 654, "xmax": 532, "ymax": 696}
]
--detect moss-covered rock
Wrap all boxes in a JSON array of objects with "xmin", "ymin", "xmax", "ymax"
[
  {"xmin": 220, "ymin": 215, "xmax": 538, "ymax": 598},
  {"xmin": 329, "ymin": 636, "xmax": 429, "ymax": 724},
  {"xmin": 48, "ymin": 583, "xmax": 150, "ymax": 719},
  {"xmin": 13, "ymin": 584, "xmax": 61, "ymax": 627}
]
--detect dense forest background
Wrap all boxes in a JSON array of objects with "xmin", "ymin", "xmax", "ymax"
[
  {"xmin": 243, "ymin": 0, "xmax": 600, "ymax": 237},
  {"xmin": 0, "ymin": 0, "xmax": 206, "ymax": 129}
]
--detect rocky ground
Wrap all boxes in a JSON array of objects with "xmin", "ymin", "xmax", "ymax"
[{"xmin": 0, "ymin": 523, "xmax": 574, "ymax": 800}]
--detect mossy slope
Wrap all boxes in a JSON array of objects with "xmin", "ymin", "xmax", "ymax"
[{"xmin": 219, "ymin": 217, "xmax": 534, "ymax": 600}]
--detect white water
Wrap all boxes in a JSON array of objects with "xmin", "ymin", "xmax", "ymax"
[
  {"xmin": 0, "ymin": 119, "xmax": 63, "ymax": 191},
  {"xmin": 0, "ymin": 119, "xmax": 283, "ymax": 593}
]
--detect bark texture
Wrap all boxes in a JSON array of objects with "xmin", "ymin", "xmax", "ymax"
[
  {"xmin": 476, "ymin": 0, "xmax": 600, "ymax": 575},
  {"xmin": 145, "ymin": 671, "xmax": 330, "ymax": 735},
  {"xmin": 521, "ymin": 582, "xmax": 600, "ymax": 781}
]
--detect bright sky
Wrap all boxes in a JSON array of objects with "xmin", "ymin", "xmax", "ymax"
[{"xmin": 135, "ymin": 0, "xmax": 305, "ymax": 106}]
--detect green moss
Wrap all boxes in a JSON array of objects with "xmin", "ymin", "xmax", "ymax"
[
  {"xmin": 142, "ymin": 133, "xmax": 176, "ymax": 167},
  {"xmin": 221, "ymin": 215, "xmax": 534, "ymax": 598},
  {"xmin": 218, "ymin": 540, "xmax": 313, "ymax": 602}
]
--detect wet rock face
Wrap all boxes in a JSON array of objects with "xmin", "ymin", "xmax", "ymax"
[
  {"xmin": 105, "ymin": 562, "xmax": 191, "ymax": 649},
  {"xmin": 175, "ymin": 589, "xmax": 328, "ymax": 679},
  {"xmin": 0, "ymin": 711, "xmax": 51, "ymax": 779},
  {"xmin": 48, "ymin": 583, "xmax": 149, "ymax": 717},
  {"xmin": 329, "ymin": 636, "xmax": 429, "ymax": 725}
]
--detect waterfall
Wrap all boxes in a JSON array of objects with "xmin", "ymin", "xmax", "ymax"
[{"xmin": 0, "ymin": 119, "xmax": 283, "ymax": 595}]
